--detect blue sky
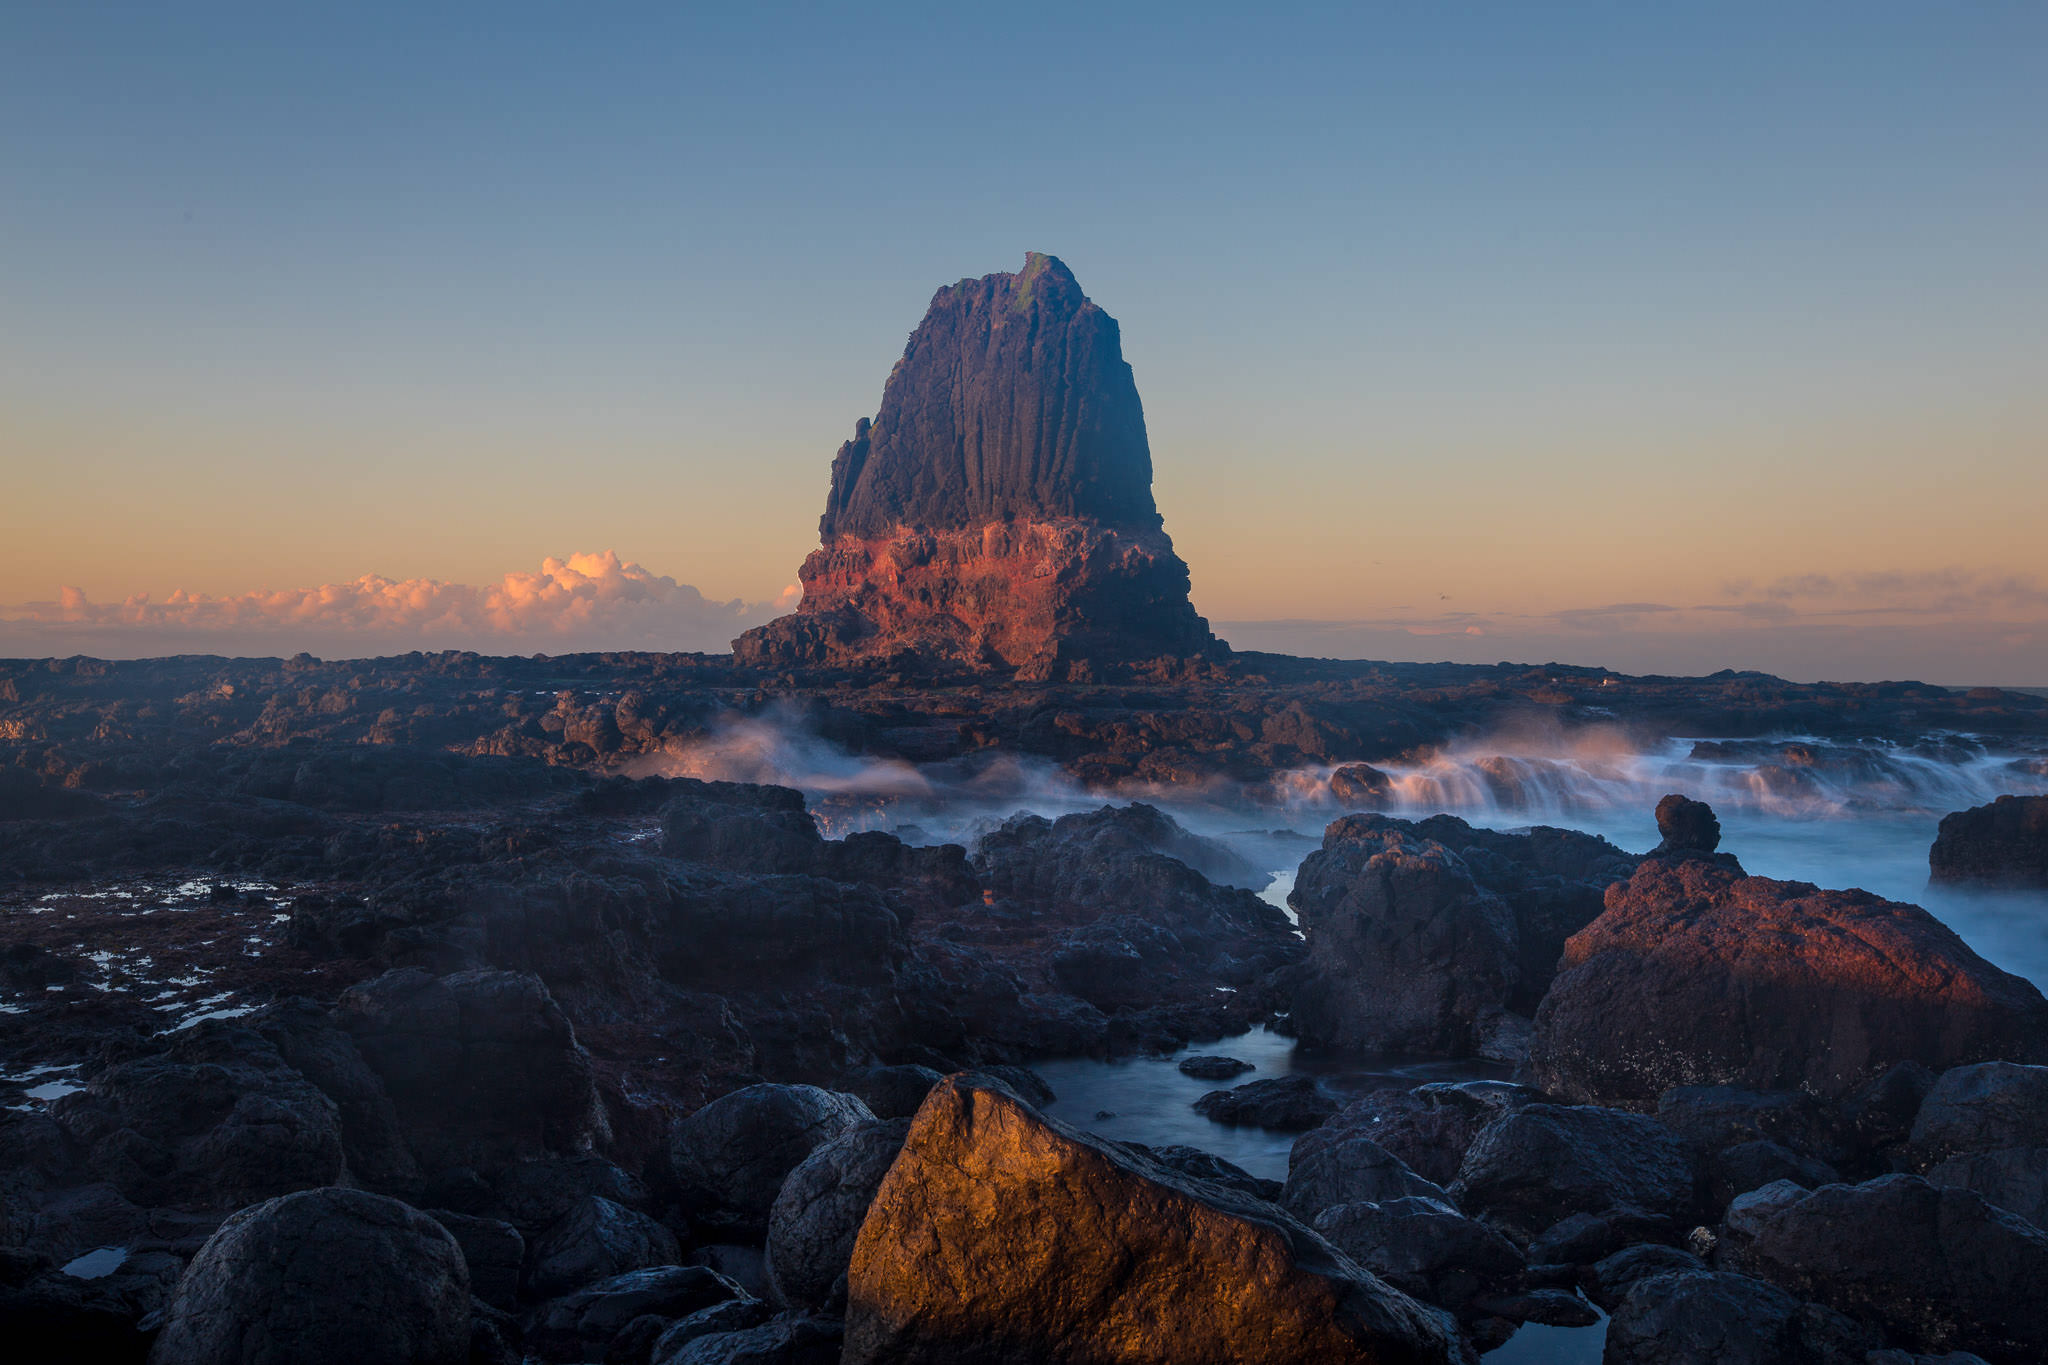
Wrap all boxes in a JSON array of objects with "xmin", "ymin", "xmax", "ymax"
[{"xmin": 4, "ymin": 3, "xmax": 2044, "ymax": 679}]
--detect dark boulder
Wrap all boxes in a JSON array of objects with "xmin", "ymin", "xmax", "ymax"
[
  {"xmin": 1286, "ymin": 818, "xmax": 1520, "ymax": 1058},
  {"xmin": 764, "ymin": 1118, "xmax": 909, "ymax": 1312},
  {"xmin": 841, "ymin": 1065, "xmax": 941, "ymax": 1120},
  {"xmin": 1121, "ymin": 1143, "xmax": 1283, "ymax": 1203},
  {"xmin": 1193, "ymin": 1074, "xmax": 1338, "ymax": 1132},
  {"xmin": 338, "ymin": 968, "xmax": 599, "ymax": 1171},
  {"xmin": 529, "ymin": 1265, "xmax": 745, "ymax": 1363},
  {"xmin": 1530, "ymin": 856, "xmax": 2048, "ymax": 1107},
  {"xmin": 1603, "ymin": 1269, "xmax": 1875, "ymax": 1365},
  {"xmin": 656, "ymin": 1313, "xmax": 842, "ymax": 1365},
  {"xmin": 1526, "ymin": 1206, "xmax": 1678, "ymax": 1269},
  {"xmin": 1929, "ymin": 795, "xmax": 2048, "ymax": 887},
  {"xmin": 1587, "ymin": 1244, "xmax": 1706, "ymax": 1309},
  {"xmin": 425, "ymin": 1209, "xmax": 523, "ymax": 1310},
  {"xmin": 1908, "ymin": 1063, "xmax": 2048, "ymax": 1167},
  {"xmin": 670, "ymin": 1085, "xmax": 875, "ymax": 1238},
  {"xmin": 53, "ymin": 1022, "xmax": 344, "ymax": 1212},
  {"xmin": 1651, "ymin": 794, "xmax": 1722, "ymax": 856},
  {"xmin": 1450, "ymin": 1104, "xmax": 1696, "ymax": 1239},
  {"xmin": 1306, "ymin": 1082, "xmax": 1539, "ymax": 1189},
  {"xmin": 1310, "ymin": 1197, "xmax": 1523, "ymax": 1313},
  {"xmin": 1328, "ymin": 763, "xmax": 1393, "ymax": 806},
  {"xmin": 841, "ymin": 1074, "xmax": 1464, "ymax": 1364},
  {"xmin": 1178, "ymin": 1055, "xmax": 1255, "ymax": 1081},
  {"xmin": 527, "ymin": 1194, "xmax": 681, "ymax": 1298},
  {"xmin": 147, "ymin": 1187, "xmax": 470, "ymax": 1365},
  {"xmin": 648, "ymin": 1300, "xmax": 777, "ymax": 1363},
  {"xmin": 1722, "ymin": 1175, "xmax": 2048, "ymax": 1364},
  {"xmin": 1282, "ymin": 1125, "xmax": 1451, "ymax": 1222}
]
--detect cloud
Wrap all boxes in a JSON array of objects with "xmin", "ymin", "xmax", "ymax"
[
  {"xmin": 1216, "ymin": 567, "xmax": 2048, "ymax": 685},
  {"xmin": 0, "ymin": 551, "xmax": 784, "ymax": 659}
]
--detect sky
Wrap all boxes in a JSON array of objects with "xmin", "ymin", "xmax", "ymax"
[{"xmin": 3, "ymin": 3, "xmax": 2044, "ymax": 681}]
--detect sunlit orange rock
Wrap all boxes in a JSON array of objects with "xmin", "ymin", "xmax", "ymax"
[
  {"xmin": 1529, "ymin": 852, "xmax": 2048, "ymax": 1107},
  {"xmin": 842, "ymin": 1074, "xmax": 1465, "ymax": 1365}
]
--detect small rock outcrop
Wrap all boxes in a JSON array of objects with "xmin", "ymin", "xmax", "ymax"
[
  {"xmin": 147, "ymin": 1187, "xmax": 470, "ymax": 1365},
  {"xmin": 1530, "ymin": 834, "xmax": 2048, "ymax": 1107},
  {"xmin": 1929, "ymin": 794, "xmax": 2048, "ymax": 887},
  {"xmin": 842, "ymin": 1074, "xmax": 1463, "ymax": 1364},
  {"xmin": 734, "ymin": 254, "xmax": 1219, "ymax": 678}
]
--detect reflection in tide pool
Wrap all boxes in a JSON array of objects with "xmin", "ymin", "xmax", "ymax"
[{"xmin": 1036, "ymin": 1027, "xmax": 1602, "ymax": 1361}]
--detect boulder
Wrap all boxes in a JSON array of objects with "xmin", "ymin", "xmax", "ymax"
[
  {"xmin": 1450, "ymin": 1104, "xmax": 1696, "ymax": 1238},
  {"xmin": 1926, "ymin": 1148, "xmax": 2048, "ymax": 1230},
  {"xmin": 1178, "ymin": 1055, "xmax": 1256, "ymax": 1081},
  {"xmin": 1310, "ymin": 1197, "xmax": 1523, "ymax": 1312},
  {"xmin": 764, "ymin": 1118, "xmax": 910, "ymax": 1312},
  {"xmin": 648, "ymin": 1299, "xmax": 776, "ymax": 1363},
  {"xmin": 1587, "ymin": 1244, "xmax": 1706, "ymax": 1309},
  {"xmin": 1194, "ymin": 1074, "xmax": 1339, "ymax": 1132},
  {"xmin": 53, "ymin": 1022, "xmax": 344, "ymax": 1212},
  {"xmin": 1530, "ymin": 855, "xmax": 2048, "ymax": 1107},
  {"xmin": 1281, "ymin": 1128, "xmax": 1449, "ymax": 1222},
  {"xmin": 1122, "ymin": 1143, "xmax": 1282, "ymax": 1203},
  {"xmin": 529, "ymin": 1265, "xmax": 745, "ymax": 1362},
  {"xmin": 338, "ymin": 968, "xmax": 599, "ymax": 1170},
  {"xmin": 1929, "ymin": 795, "xmax": 2048, "ymax": 887},
  {"xmin": 841, "ymin": 1065, "xmax": 941, "ymax": 1120},
  {"xmin": 1306, "ymin": 1083, "xmax": 1539, "ymax": 1189},
  {"xmin": 670, "ymin": 1085, "xmax": 875, "ymax": 1237},
  {"xmin": 1722, "ymin": 1174, "xmax": 2048, "ymax": 1364},
  {"xmin": 1604, "ymin": 1269, "xmax": 1874, "ymax": 1365},
  {"xmin": 1651, "ymin": 794, "xmax": 1722, "ymax": 856},
  {"xmin": 147, "ymin": 1187, "xmax": 469, "ymax": 1365},
  {"xmin": 1908, "ymin": 1063, "xmax": 2048, "ymax": 1167},
  {"xmin": 527, "ymin": 1194, "xmax": 681, "ymax": 1298},
  {"xmin": 1526, "ymin": 1206, "xmax": 1678, "ymax": 1269},
  {"xmin": 656, "ymin": 1313, "xmax": 842, "ymax": 1365},
  {"xmin": 425, "ymin": 1209, "xmax": 523, "ymax": 1310},
  {"xmin": 1286, "ymin": 819, "xmax": 1520, "ymax": 1057},
  {"xmin": 842, "ymin": 1074, "xmax": 1465, "ymax": 1364}
]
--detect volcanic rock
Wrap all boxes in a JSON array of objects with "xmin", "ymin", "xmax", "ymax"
[
  {"xmin": 669, "ymin": 1084, "xmax": 875, "ymax": 1237},
  {"xmin": 1286, "ymin": 818, "xmax": 1521, "ymax": 1057},
  {"xmin": 1529, "ymin": 855, "xmax": 2048, "ymax": 1107},
  {"xmin": 530, "ymin": 1265, "xmax": 746, "ymax": 1362},
  {"xmin": 1194, "ymin": 1074, "xmax": 1339, "ymax": 1132},
  {"xmin": 527, "ymin": 1193, "xmax": 681, "ymax": 1298},
  {"xmin": 1602, "ymin": 1269, "xmax": 1875, "ymax": 1365},
  {"xmin": 1651, "ymin": 793, "xmax": 1722, "ymax": 856},
  {"xmin": 1721, "ymin": 1175, "xmax": 2048, "ymax": 1364},
  {"xmin": 1929, "ymin": 794, "xmax": 2048, "ymax": 887},
  {"xmin": 1449, "ymin": 1104, "xmax": 1697, "ymax": 1239},
  {"xmin": 1282, "ymin": 1123, "xmax": 1453, "ymax": 1221},
  {"xmin": 734, "ymin": 254, "xmax": 1219, "ymax": 678},
  {"xmin": 763, "ymin": 1118, "xmax": 909, "ymax": 1313},
  {"xmin": 841, "ymin": 1074, "xmax": 1464, "ymax": 1364},
  {"xmin": 147, "ymin": 1187, "xmax": 471, "ymax": 1365},
  {"xmin": 1310, "ymin": 1197, "xmax": 1524, "ymax": 1314}
]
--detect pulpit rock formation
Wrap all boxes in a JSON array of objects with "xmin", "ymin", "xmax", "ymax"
[{"xmin": 734, "ymin": 253, "xmax": 1220, "ymax": 679}]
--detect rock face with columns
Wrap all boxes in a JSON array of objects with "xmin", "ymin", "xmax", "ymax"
[{"xmin": 734, "ymin": 253, "xmax": 1219, "ymax": 679}]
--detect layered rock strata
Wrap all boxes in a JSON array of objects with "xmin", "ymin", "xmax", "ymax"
[{"xmin": 735, "ymin": 253, "xmax": 1217, "ymax": 678}]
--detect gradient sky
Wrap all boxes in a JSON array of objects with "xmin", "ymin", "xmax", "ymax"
[{"xmin": 4, "ymin": 4, "xmax": 2044, "ymax": 680}]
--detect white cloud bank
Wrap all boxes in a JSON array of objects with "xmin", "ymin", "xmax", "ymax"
[{"xmin": 0, "ymin": 551, "xmax": 797, "ymax": 660}]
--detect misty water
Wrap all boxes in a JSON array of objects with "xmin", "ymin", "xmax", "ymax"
[{"xmin": 652, "ymin": 720, "xmax": 2048, "ymax": 1363}]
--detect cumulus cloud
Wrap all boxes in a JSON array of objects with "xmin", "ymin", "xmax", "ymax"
[{"xmin": 0, "ymin": 551, "xmax": 789, "ymax": 659}]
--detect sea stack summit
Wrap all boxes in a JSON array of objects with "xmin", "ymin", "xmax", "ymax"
[{"xmin": 734, "ymin": 253, "xmax": 1220, "ymax": 679}]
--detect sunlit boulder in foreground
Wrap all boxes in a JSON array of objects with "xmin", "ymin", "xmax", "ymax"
[{"xmin": 842, "ymin": 1074, "xmax": 1466, "ymax": 1365}]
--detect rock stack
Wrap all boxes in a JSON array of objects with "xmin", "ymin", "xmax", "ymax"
[{"xmin": 733, "ymin": 253, "xmax": 1219, "ymax": 679}]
